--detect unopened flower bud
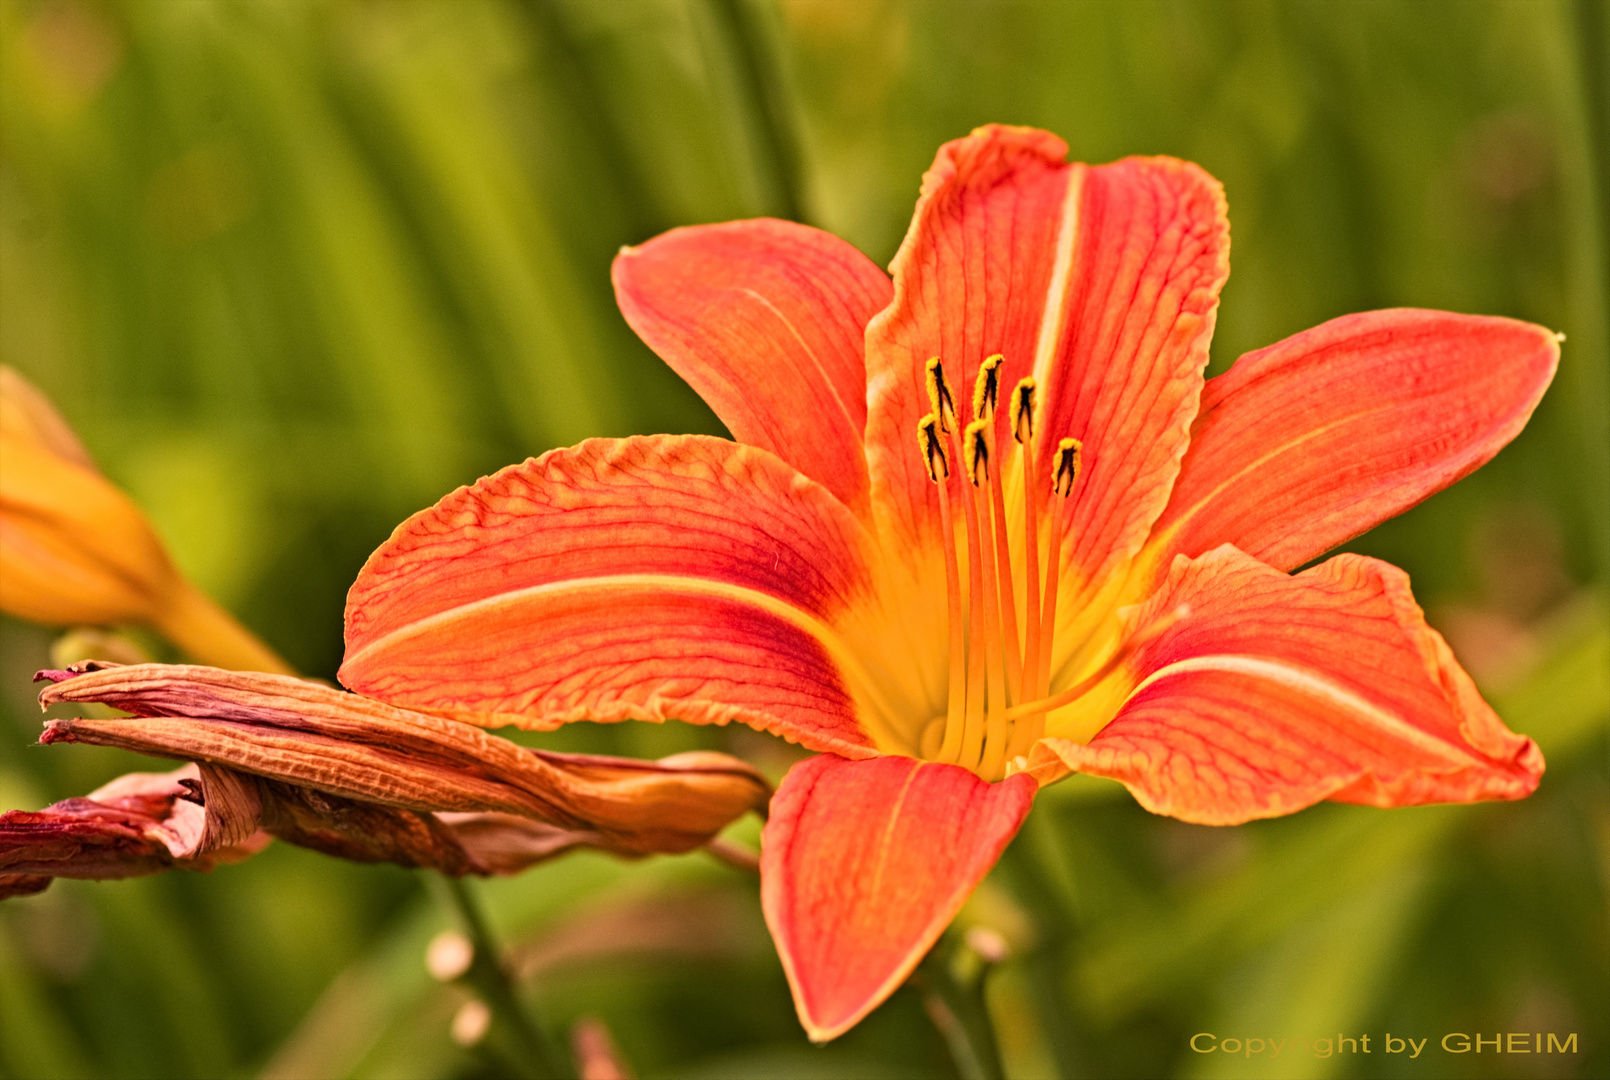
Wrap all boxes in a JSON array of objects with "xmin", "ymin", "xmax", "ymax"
[{"xmin": 0, "ymin": 368, "xmax": 290, "ymax": 673}]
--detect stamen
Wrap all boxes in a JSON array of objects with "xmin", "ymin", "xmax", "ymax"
[
  {"xmin": 972, "ymin": 354, "xmax": 1003, "ymax": 422},
  {"xmin": 1012, "ymin": 379, "xmax": 1044, "ymax": 704},
  {"xmin": 928, "ymin": 360, "xmax": 987, "ymax": 770},
  {"xmin": 925, "ymin": 357, "xmax": 958, "ymax": 433},
  {"xmin": 971, "ymin": 358, "xmax": 1021, "ymax": 704},
  {"xmin": 966, "ymin": 418, "xmax": 1010, "ymax": 779},
  {"xmin": 918, "ymin": 413, "xmax": 966, "ymax": 765},
  {"xmin": 1008, "ymin": 436, "xmax": 1083, "ymax": 762},
  {"xmin": 919, "ymin": 413, "xmax": 949, "ymax": 483},
  {"xmin": 951, "ymin": 421, "xmax": 988, "ymax": 774},
  {"xmin": 1053, "ymin": 437, "xmax": 1082, "ymax": 498},
  {"xmin": 965, "ymin": 419, "xmax": 990, "ymax": 486},
  {"xmin": 1034, "ymin": 439, "xmax": 1081, "ymax": 692},
  {"xmin": 1011, "ymin": 378, "xmax": 1036, "ymax": 444}
]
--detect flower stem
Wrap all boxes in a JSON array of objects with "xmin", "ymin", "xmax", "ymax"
[
  {"xmin": 436, "ymin": 874, "xmax": 571, "ymax": 1080},
  {"xmin": 998, "ymin": 824, "xmax": 1087, "ymax": 1079},
  {"xmin": 916, "ymin": 935, "xmax": 1005, "ymax": 1080},
  {"xmin": 152, "ymin": 579, "xmax": 294, "ymax": 674}
]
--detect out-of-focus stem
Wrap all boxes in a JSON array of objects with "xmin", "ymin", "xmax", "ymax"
[
  {"xmin": 998, "ymin": 826, "xmax": 1087, "ymax": 1079},
  {"xmin": 439, "ymin": 875, "xmax": 571, "ymax": 1080},
  {"xmin": 150, "ymin": 580, "xmax": 294, "ymax": 674},
  {"xmin": 916, "ymin": 935, "xmax": 1005, "ymax": 1080}
]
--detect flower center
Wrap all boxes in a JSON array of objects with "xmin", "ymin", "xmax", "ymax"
[{"xmin": 915, "ymin": 355, "xmax": 1083, "ymax": 781}]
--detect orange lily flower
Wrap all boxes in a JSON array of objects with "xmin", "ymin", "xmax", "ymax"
[{"xmin": 336, "ymin": 125, "xmax": 1554, "ymax": 1040}]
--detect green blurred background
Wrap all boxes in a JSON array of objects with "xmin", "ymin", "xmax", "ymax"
[{"xmin": 1, "ymin": 0, "xmax": 1606, "ymax": 1077}]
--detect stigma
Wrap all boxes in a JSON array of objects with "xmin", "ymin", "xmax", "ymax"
[{"xmin": 913, "ymin": 354, "xmax": 1084, "ymax": 780}]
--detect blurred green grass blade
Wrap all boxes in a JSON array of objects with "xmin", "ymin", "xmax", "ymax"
[
  {"xmin": 0, "ymin": 910, "xmax": 96, "ymax": 1080},
  {"xmin": 189, "ymin": 1, "xmax": 482, "ymax": 504},
  {"xmin": 1182, "ymin": 864, "xmax": 1430, "ymax": 1080},
  {"xmin": 262, "ymin": 854, "xmax": 635, "ymax": 1079},
  {"xmin": 328, "ymin": 0, "xmax": 629, "ymax": 449},
  {"xmin": 261, "ymin": 850, "xmax": 749, "ymax": 1080},
  {"xmin": 1490, "ymin": 593, "xmax": 1610, "ymax": 758},
  {"xmin": 1075, "ymin": 807, "xmax": 1456, "ymax": 1023},
  {"xmin": 86, "ymin": 876, "xmax": 236, "ymax": 1078},
  {"xmin": 663, "ymin": 1047, "xmax": 929, "ymax": 1079},
  {"xmin": 699, "ymin": 0, "xmax": 807, "ymax": 222},
  {"xmin": 548, "ymin": 0, "xmax": 769, "ymax": 227},
  {"xmin": 515, "ymin": 0, "xmax": 670, "ymax": 241},
  {"xmin": 1552, "ymin": 0, "xmax": 1610, "ymax": 579}
]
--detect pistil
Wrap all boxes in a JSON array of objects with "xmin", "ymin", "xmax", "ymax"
[{"xmin": 975, "ymin": 356, "xmax": 1023, "ymax": 703}]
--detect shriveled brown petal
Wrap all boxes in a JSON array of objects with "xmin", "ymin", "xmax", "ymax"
[
  {"xmin": 36, "ymin": 663, "xmax": 771, "ymax": 857},
  {"xmin": 0, "ymin": 874, "xmax": 53, "ymax": 899},
  {"xmin": 0, "ymin": 763, "xmax": 272, "ymax": 897},
  {"xmin": 2, "ymin": 764, "xmax": 671, "ymax": 899}
]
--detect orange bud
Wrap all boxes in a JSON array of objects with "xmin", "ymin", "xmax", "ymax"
[{"xmin": 0, "ymin": 368, "xmax": 290, "ymax": 673}]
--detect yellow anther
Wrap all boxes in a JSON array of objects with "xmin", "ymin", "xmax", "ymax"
[
  {"xmin": 925, "ymin": 357, "xmax": 957, "ymax": 432},
  {"xmin": 972, "ymin": 354, "xmax": 1003, "ymax": 421},
  {"xmin": 918, "ymin": 413, "xmax": 949, "ymax": 481},
  {"xmin": 1011, "ymin": 378, "xmax": 1036, "ymax": 443},
  {"xmin": 965, "ymin": 419, "xmax": 990, "ymax": 486},
  {"xmin": 1053, "ymin": 437, "xmax": 1082, "ymax": 497}
]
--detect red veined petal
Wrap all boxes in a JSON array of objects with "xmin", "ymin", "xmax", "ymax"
[
  {"xmin": 1035, "ymin": 547, "xmax": 1541, "ymax": 823},
  {"xmin": 761, "ymin": 754, "xmax": 1036, "ymax": 1041},
  {"xmin": 864, "ymin": 125, "xmax": 1075, "ymax": 548},
  {"xmin": 863, "ymin": 127, "xmax": 1228, "ymax": 649},
  {"xmin": 341, "ymin": 436, "xmax": 881, "ymax": 756},
  {"xmin": 1147, "ymin": 310, "xmax": 1560, "ymax": 573},
  {"xmin": 614, "ymin": 220, "xmax": 891, "ymax": 517},
  {"xmin": 1036, "ymin": 156, "xmax": 1229, "ymax": 654}
]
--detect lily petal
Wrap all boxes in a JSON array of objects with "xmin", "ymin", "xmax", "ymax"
[
  {"xmin": 863, "ymin": 126, "xmax": 1229, "ymax": 652},
  {"xmin": 1147, "ymin": 310, "xmax": 1561, "ymax": 572},
  {"xmin": 865, "ymin": 125, "xmax": 1077, "ymax": 547},
  {"xmin": 614, "ymin": 220, "xmax": 891, "ymax": 517},
  {"xmin": 1035, "ymin": 155, "xmax": 1228, "ymax": 642},
  {"xmin": 340, "ymin": 436, "xmax": 879, "ymax": 755},
  {"xmin": 761, "ymin": 753, "xmax": 1035, "ymax": 1041},
  {"xmin": 1034, "ymin": 546, "xmax": 1542, "ymax": 823}
]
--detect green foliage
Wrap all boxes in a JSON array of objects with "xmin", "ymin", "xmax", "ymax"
[{"xmin": 1, "ymin": 1, "xmax": 1605, "ymax": 1077}]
